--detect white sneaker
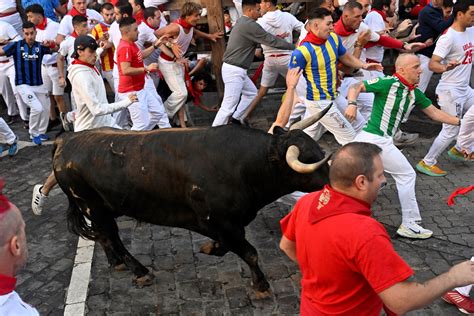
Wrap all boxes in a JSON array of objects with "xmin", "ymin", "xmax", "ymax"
[
  {"xmin": 397, "ymin": 222, "xmax": 433, "ymax": 239},
  {"xmin": 32, "ymin": 185, "xmax": 46, "ymax": 215},
  {"xmin": 393, "ymin": 130, "xmax": 419, "ymax": 146}
]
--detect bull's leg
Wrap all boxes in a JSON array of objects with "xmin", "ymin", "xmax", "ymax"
[
  {"xmin": 90, "ymin": 212, "xmax": 153, "ymax": 287},
  {"xmin": 218, "ymin": 226, "xmax": 270, "ymax": 294},
  {"xmin": 199, "ymin": 240, "xmax": 229, "ymax": 256}
]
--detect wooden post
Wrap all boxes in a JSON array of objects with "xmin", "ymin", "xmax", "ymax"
[{"xmin": 203, "ymin": 0, "xmax": 226, "ymax": 100}]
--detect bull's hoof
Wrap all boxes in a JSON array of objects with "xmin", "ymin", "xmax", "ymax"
[
  {"xmin": 199, "ymin": 240, "xmax": 215, "ymax": 254},
  {"xmin": 199, "ymin": 241, "xmax": 228, "ymax": 256},
  {"xmin": 132, "ymin": 273, "xmax": 154, "ymax": 288},
  {"xmin": 252, "ymin": 279, "xmax": 270, "ymax": 295},
  {"xmin": 113, "ymin": 263, "xmax": 128, "ymax": 271},
  {"xmin": 254, "ymin": 289, "xmax": 272, "ymax": 299}
]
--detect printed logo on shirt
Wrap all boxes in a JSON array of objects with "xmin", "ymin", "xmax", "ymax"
[
  {"xmin": 317, "ymin": 187, "xmax": 331, "ymax": 210},
  {"xmin": 367, "ymin": 78, "xmax": 379, "ymax": 84},
  {"xmin": 292, "ymin": 56, "xmax": 297, "ymax": 66},
  {"xmin": 460, "ymin": 43, "xmax": 473, "ymax": 64}
]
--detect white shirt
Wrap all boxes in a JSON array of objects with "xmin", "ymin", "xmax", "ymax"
[
  {"xmin": 144, "ymin": 0, "xmax": 168, "ymax": 7},
  {"xmin": 58, "ymin": 10, "xmax": 103, "ymax": 37},
  {"xmin": 0, "ymin": 0, "xmax": 16, "ymax": 12},
  {"xmin": 58, "ymin": 35, "xmax": 76, "ymax": 65},
  {"xmin": 433, "ymin": 26, "xmax": 474, "ymax": 90},
  {"xmin": 35, "ymin": 18, "xmax": 60, "ymax": 65},
  {"xmin": 137, "ymin": 22, "xmax": 160, "ymax": 66},
  {"xmin": 109, "ymin": 21, "xmax": 121, "ymax": 63},
  {"xmin": 257, "ymin": 10, "xmax": 303, "ymax": 56},
  {"xmin": 0, "ymin": 21, "xmax": 18, "ymax": 62},
  {"xmin": 340, "ymin": 22, "xmax": 380, "ymax": 61},
  {"xmin": 0, "ymin": 291, "xmax": 39, "ymax": 316},
  {"xmin": 364, "ymin": 11, "xmax": 386, "ymax": 62}
]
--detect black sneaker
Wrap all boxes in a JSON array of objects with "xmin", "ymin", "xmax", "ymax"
[
  {"xmin": 5, "ymin": 115, "xmax": 17, "ymax": 124},
  {"xmin": 23, "ymin": 120, "xmax": 29, "ymax": 129}
]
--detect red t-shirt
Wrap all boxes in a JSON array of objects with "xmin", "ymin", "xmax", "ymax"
[
  {"xmin": 116, "ymin": 39, "xmax": 145, "ymax": 93},
  {"xmin": 280, "ymin": 185, "xmax": 413, "ymax": 315}
]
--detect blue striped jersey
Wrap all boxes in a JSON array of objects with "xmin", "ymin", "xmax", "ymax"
[
  {"xmin": 3, "ymin": 40, "xmax": 51, "ymax": 86},
  {"xmin": 289, "ymin": 33, "xmax": 346, "ymax": 101}
]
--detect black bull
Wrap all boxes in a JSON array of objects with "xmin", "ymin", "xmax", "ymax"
[{"xmin": 53, "ymin": 122, "xmax": 331, "ymax": 293}]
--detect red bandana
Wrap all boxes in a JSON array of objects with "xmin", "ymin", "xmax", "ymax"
[
  {"xmin": 184, "ymin": 70, "xmax": 203, "ymax": 106},
  {"xmin": 370, "ymin": 8, "xmax": 388, "ymax": 22},
  {"xmin": 144, "ymin": 20, "xmax": 158, "ymax": 30},
  {"xmin": 36, "ymin": 17, "xmax": 48, "ymax": 31},
  {"xmin": 309, "ymin": 185, "xmax": 371, "ymax": 224},
  {"xmin": 174, "ymin": 18, "xmax": 193, "ymax": 31},
  {"xmin": 0, "ymin": 274, "xmax": 16, "ymax": 295},
  {"xmin": 68, "ymin": 6, "xmax": 87, "ymax": 17},
  {"xmin": 72, "ymin": 59, "xmax": 100, "ymax": 75},
  {"xmin": 334, "ymin": 18, "xmax": 355, "ymax": 37},
  {"xmin": 71, "ymin": 31, "xmax": 79, "ymax": 38},
  {"xmin": 300, "ymin": 31, "xmax": 327, "ymax": 46},
  {"xmin": 0, "ymin": 180, "xmax": 11, "ymax": 214},
  {"xmin": 448, "ymin": 185, "xmax": 474, "ymax": 206},
  {"xmin": 134, "ymin": 10, "xmax": 144, "ymax": 25},
  {"xmin": 393, "ymin": 73, "xmax": 417, "ymax": 90}
]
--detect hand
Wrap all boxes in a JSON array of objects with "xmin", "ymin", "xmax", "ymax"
[
  {"xmin": 156, "ymin": 35, "xmax": 169, "ymax": 46},
  {"xmin": 147, "ymin": 63, "xmax": 159, "ymax": 72},
  {"xmin": 356, "ymin": 30, "xmax": 371, "ymax": 47},
  {"xmin": 344, "ymin": 104, "xmax": 358, "ymax": 122},
  {"xmin": 208, "ymin": 31, "xmax": 224, "ymax": 42},
  {"xmin": 397, "ymin": 19, "xmax": 412, "ymax": 34},
  {"xmin": 128, "ymin": 93, "xmax": 138, "ymax": 103},
  {"xmin": 255, "ymin": 48, "xmax": 263, "ymax": 59},
  {"xmin": 99, "ymin": 40, "xmax": 107, "ymax": 49},
  {"xmin": 407, "ymin": 23, "xmax": 420, "ymax": 42},
  {"xmin": 59, "ymin": 77, "xmax": 66, "ymax": 88},
  {"xmin": 176, "ymin": 57, "xmax": 189, "ymax": 66},
  {"xmin": 461, "ymin": 149, "xmax": 473, "ymax": 160},
  {"xmin": 403, "ymin": 42, "xmax": 427, "ymax": 52},
  {"xmin": 171, "ymin": 42, "xmax": 183, "ymax": 59},
  {"xmin": 364, "ymin": 63, "xmax": 384, "ymax": 72},
  {"xmin": 445, "ymin": 60, "xmax": 461, "ymax": 72},
  {"xmin": 276, "ymin": 32, "xmax": 289, "ymax": 39},
  {"xmin": 448, "ymin": 260, "xmax": 474, "ymax": 287},
  {"xmin": 286, "ymin": 67, "xmax": 303, "ymax": 89}
]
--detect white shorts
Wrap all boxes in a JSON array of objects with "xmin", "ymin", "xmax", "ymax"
[
  {"xmin": 260, "ymin": 54, "xmax": 291, "ymax": 88},
  {"xmin": 42, "ymin": 64, "xmax": 65, "ymax": 96}
]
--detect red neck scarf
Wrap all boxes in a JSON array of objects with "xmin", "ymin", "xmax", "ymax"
[
  {"xmin": 370, "ymin": 8, "xmax": 388, "ymax": 22},
  {"xmin": 300, "ymin": 31, "xmax": 327, "ymax": 45},
  {"xmin": 184, "ymin": 69, "xmax": 203, "ymax": 105},
  {"xmin": 334, "ymin": 18, "xmax": 355, "ymax": 36},
  {"xmin": 72, "ymin": 59, "xmax": 100, "ymax": 75},
  {"xmin": 0, "ymin": 274, "xmax": 16, "ymax": 295},
  {"xmin": 71, "ymin": 31, "xmax": 79, "ymax": 38},
  {"xmin": 134, "ymin": 10, "xmax": 144, "ymax": 25},
  {"xmin": 144, "ymin": 19, "xmax": 158, "ymax": 30},
  {"xmin": 174, "ymin": 18, "xmax": 193, "ymax": 31},
  {"xmin": 393, "ymin": 73, "xmax": 417, "ymax": 90},
  {"xmin": 309, "ymin": 185, "xmax": 372, "ymax": 224},
  {"xmin": 36, "ymin": 17, "xmax": 48, "ymax": 31},
  {"xmin": 448, "ymin": 185, "xmax": 474, "ymax": 206},
  {"xmin": 68, "ymin": 6, "xmax": 87, "ymax": 17}
]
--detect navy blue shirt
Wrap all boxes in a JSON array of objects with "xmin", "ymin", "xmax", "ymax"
[
  {"xmin": 416, "ymin": 4, "xmax": 454, "ymax": 58},
  {"xmin": 3, "ymin": 40, "xmax": 51, "ymax": 86}
]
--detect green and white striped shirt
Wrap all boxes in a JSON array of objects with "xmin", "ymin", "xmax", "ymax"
[{"xmin": 362, "ymin": 76, "xmax": 432, "ymax": 137}]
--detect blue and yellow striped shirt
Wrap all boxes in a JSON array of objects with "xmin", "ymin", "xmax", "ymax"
[{"xmin": 289, "ymin": 33, "xmax": 346, "ymax": 101}]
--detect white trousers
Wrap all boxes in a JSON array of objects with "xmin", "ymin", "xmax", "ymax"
[
  {"xmin": 423, "ymin": 87, "xmax": 474, "ymax": 166},
  {"xmin": 158, "ymin": 58, "xmax": 187, "ymax": 119},
  {"xmin": 16, "ymin": 85, "xmax": 50, "ymax": 137},
  {"xmin": 144, "ymin": 77, "xmax": 171, "ymax": 129},
  {"xmin": 212, "ymin": 62, "xmax": 257, "ymax": 126},
  {"xmin": 456, "ymin": 104, "xmax": 474, "ymax": 154},
  {"xmin": 261, "ymin": 55, "xmax": 290, "ymax": 88},
  {"xmin": 0, "ymin": 13, "xmax": 23, "ymax": 37},
  {"xmin": 0, "ymin": 118, "xmax": 16, "ymax": 144},
  {"xmin": 42, "ymin": 64, "xmax": 65, "ymax": 96},
  {"xmin": 118, "ymin": 89, "xmax": 169, "ymax": 131},
  {"xmin": 112, "ymin": 66, "xmax": 130, "ymax": 129},
  {"xmin": 417, "ymin": 54, "xmax": 433, "ymax": 93},
  {"xmin": 455, "ymin": 257, "xmax": 474, "ymax": 296},
  {"xmin": 303, "ymin": 99, "xmax": 355, "ymax": 145},
  {"xmin": 354, "ymin": 131, "xmax": 422, "ymax": 223},
  {"xmin": 0, "ymin": 61, "xmax": 18, "ymax": 116}
]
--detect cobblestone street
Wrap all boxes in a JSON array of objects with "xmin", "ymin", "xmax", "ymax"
[{"xmin": 1, "ymin": 89, "xmax": 473, "ymax": 315}]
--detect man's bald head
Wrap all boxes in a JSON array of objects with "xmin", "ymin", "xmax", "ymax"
[
  {"xmin": 395, "ymin": 53, "xmax": 419, "ymax": 72},
  {"xmin": 395, "ymin": 54, "xmax": 422, "ymax": 85},
  {"xmin": 0, "ymin": 203, "xmax": 23, "ymax": 246}
]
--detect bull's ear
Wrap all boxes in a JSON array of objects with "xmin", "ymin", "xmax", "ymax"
[{"xmin": 273, "ymin": 126, "xmax": 287, "ymax": 135}]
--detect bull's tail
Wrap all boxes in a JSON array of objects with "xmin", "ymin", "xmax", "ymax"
[{"xmin": 66, "ymin": 195, "xmax": 100, "ymax": 241}]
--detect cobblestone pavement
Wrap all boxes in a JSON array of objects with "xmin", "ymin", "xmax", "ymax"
[{"xmin": 1, "ymin": 86, "xmax": 473, "ymax": 315}]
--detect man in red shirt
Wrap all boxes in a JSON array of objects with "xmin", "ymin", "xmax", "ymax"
[
  {"xmin": 116, "ymin": 17, "xmax": 170, "ymax": 130},
  {"xmin": 280, "ymin": 142, "xmax": 474, "ymax": 315}
]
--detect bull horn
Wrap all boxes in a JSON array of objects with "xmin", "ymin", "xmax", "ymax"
[
  {"xmin": 286, "ymin": 145, "xmax": 332, "ymax": 174},
  {"xmin": 289, "ymin": 103, "xmax": 332, "ymax": 131}
]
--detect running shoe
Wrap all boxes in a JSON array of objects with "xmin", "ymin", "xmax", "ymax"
[
  {"xmin": 32, "ymin": 185, "xmax": 46, "ymax": 215},
  {"xmin": 38, "ymin": 134, "xmax": 49, "ymax": 141},
  {"xmin": 31, "ymin": 136, "xmax": 42, "ymax": 146},
  {"xmin": 416, "ymin": 160, "xmax": 447, "ymax": 177},
  {"xmin": 442, "ymin": 290, "xmax": 474, "ymax": 314},
  {"xmin": 447, "ymin": 147, "xmax": 467, "ymax": 162},
  {"xmin": 8, "ymin": 141, "xmax": 18, "ymax": 156},
  {"xmin": 393, "ymin": 130, "xmax": 419, "ymax": 146},
  {"xmin": 396, "ymin": 222, "xmax": 433, "ymax": 239}
]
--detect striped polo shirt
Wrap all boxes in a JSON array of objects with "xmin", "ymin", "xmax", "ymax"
[
  {"xmin": 363, "ymin": 76, "xmax": 432, "ymax": 137},
  {"xmin": 91, "ymin": 22, "xmax": 115, "ymax": 72},
  {"xmin": 3, "ymin": 40, "xmax": 51, "ymax": 86},
  {"xmin": 289, "ymin": 33, "xmax": 346, "ymax": 101}
]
